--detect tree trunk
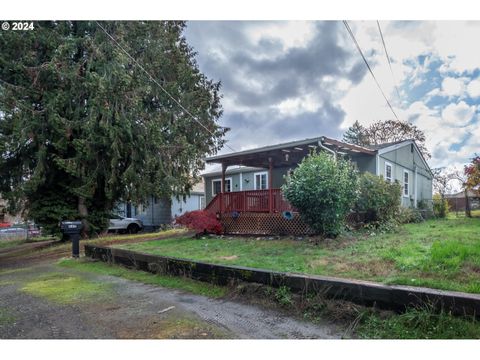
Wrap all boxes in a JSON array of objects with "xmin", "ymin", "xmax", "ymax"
[
  {"xmin": 78, "ymin": 196, "xmax": 90, "ymax": 237},
  {"xmin": 464, "ymin": 190, "xmax": 472, "ymax": 218}
]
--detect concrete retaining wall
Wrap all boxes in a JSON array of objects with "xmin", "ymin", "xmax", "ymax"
[{"xmin": 85, "ymin": 244, "xmax": 480, "ymax": 317}]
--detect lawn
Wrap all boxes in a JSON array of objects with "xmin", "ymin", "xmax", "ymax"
[{"xmin": 115, "ymin": 216, "xmax": 480, "ymax": 294}]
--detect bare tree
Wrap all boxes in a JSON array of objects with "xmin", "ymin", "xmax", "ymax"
[
  {"xmin": 450, "ymin": 169, "xmax": 472, "ymax": 218},
  {"xmin": 432, "ymin": 168, "xmax": 454, "ymax": 218},
  {"xmin": 432, "ymin": 168, "xmax": 454, "ymax": 198},
  {"xmin": 344, "ymin": 119, "xmax": 431, "ymax": 159}
]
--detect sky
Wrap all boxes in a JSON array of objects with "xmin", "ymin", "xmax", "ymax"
[{"xmin": 184, "ymin": 21, "xmax": 480, "ymax": 174}]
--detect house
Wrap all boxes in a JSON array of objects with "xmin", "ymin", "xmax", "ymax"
[
  {"xmin": 445, "ymin": 189, "xmax": 480, "ymax": 211},
  {"xmin": 114, "ymin": 181, "xmax": 205, "ymax": 231},
  {"xmin": 202, "ymin": 136, "xmax": 432, "ymax": 234}
]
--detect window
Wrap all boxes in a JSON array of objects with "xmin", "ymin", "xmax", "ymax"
[
  {"xmin": 384, "ymin": 162, "xmax": 393, "ymax": 183},
  {"xmin": 403, "ymin": 170, "xmax": 409, "ymax": 197},
  {"xmin": 212, "ymin": 178, "xmax": 232, "ymax": 196},
  {"xmin": 254, "ymin": 172, "xmax": 268, "ymax": 190}
]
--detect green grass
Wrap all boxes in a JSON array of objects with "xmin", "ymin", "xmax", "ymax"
[
  {"xmin": 30, "ymin": 228, "xmax": 188, "ymax": 257},
  {"xmin": 0, "ymin": 239, "xmax": 27, "ymax": 249},
  {"xmin": 58, "ymin": 258, "xmax": 227, "ymax": 298},
  {"xmin": 20, "ymin": 272, "xmax": 112, "ymax": 304},
  {"xmin": 115, "ymin": 216, "xmax": 480, "ymax": 294},
  {"xmin": 355, "ymin": 307, "xmax": 480, "ymax": 339}
]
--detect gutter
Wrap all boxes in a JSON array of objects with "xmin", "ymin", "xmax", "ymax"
[{"xmin": 319, "ymin": 137, "xmax": 337, "ymax": 160}]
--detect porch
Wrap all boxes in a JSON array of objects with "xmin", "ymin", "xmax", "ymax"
[
  {"xmin": 205, "ymin": 188, "xmax": 293, "ymax": 214},
  {"xmin": 203, "ymin": 136, "xmax": 373, "ymax": 235}
]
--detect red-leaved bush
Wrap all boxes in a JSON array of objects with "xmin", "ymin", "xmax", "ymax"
[{"xmin": 174, "ymin": 210, "xmax": 223, "ymax": 235}]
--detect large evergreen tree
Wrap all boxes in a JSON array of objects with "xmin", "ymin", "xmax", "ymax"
[
  {"xmin": 342, "ymin": 120, "xmax": 367, "ymax": 145},
  {"xmin": 0, "ymin": 21, "xmax": 226, "ymax": 235}
]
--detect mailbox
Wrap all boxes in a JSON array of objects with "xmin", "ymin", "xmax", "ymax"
[{"xmin": 60, "ymin": 221, "xmax": 83, "ymax": 258}]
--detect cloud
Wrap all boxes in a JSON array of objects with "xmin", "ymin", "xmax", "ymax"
[
  {"xmin": 184, "ymin": 21, "xmax": 367, "ymax": 154},
  {"xmin": 467, "ymin": 77, "xmax": 480, "ymax": 99},
  {"xmin": 185, "ymin": 21, "xmax": 480, "ymax": 172},
  {"xmin": 441, "ymin": 101, "xmax": 476, "ymax": 126},
  {"xmin": 440, "ymin": 77, "xmax": 466, "ymax": 98}
]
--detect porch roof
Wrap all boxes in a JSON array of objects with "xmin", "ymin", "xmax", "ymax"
[{"xmin": 206, "ymin": 136, "xmax": 376, "ymax": 168}]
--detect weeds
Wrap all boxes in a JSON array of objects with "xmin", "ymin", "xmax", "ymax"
[
  {"xmin": 354, "ymin": 305, "xmax": 480, "ymax": 339},
  {"xmin": 274, "ymin": 286, "xmax": 293, "ymax": 307}
]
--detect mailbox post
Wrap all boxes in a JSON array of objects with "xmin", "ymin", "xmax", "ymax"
[{"xmin": 60, "ymin": 221, "xmax": 83, "ymax": 258}]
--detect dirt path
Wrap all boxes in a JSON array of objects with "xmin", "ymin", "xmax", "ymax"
[{"xmin": 0, "ymin": 263, "xmax": 342, "ymax": 339}]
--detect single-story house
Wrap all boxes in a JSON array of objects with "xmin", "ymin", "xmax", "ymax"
[
  {"xmin": 445, "ymin": 189, "xmax": 480, "ymax": 211},
  {"xmin": 202, "ymin": 136, "xmax": 433, "ymax": 215},
  {"xmin": 114, "ymin": 181, "xmax": 205, "ymax": 230}
]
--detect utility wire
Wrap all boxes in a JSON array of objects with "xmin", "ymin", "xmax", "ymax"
[
  {"xmin": 342, "ymin": 20, "xmax": 400, "ymax": 122},
  {"xmin": 377, "ymin": 20, "xmax": 401, "ymax": 100},
  {"xmin": 95, "ymin": 21, "xmax": 236, "ymax": 152}
]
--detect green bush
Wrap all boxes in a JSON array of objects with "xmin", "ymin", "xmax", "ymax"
[
  {"xmin": 432, "ymin": 193, "xmax": 449, "ymax": 218},
  {"xmin": 396, "ymin": 207, "xmax": 424, "ymax": 224},
  {"xmin": 282, "ymin": 151, "xmax": 358, "ymax": 237},
  {"xmin": 355, "ymin": 173, "xmax": 402, "ymax": 224}
]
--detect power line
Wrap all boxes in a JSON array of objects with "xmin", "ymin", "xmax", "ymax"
[
  {"xmin": 342, "ymin": 20, "xmax": 400, "ymax": 122},
  {"xmin": 94, "ymin": 21, "xmax": 236, "ymax": 153},
  {"xmin": 377, "ymin": 20, "xmax": 401, "ymax": 100}
]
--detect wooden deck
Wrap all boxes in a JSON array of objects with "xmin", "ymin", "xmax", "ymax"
[{"xmin": 205, "ymin": 189, "xmax": 294, "ymax": 215}]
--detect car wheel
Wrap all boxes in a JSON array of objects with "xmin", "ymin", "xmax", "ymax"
[{"xmin": 127, "ymin": 224, "xmax": 140, "ymax": 234}]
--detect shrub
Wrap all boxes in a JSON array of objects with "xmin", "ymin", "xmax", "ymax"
[
  {"xmin": 432, "ymin": 193, "xmax": 449, "ymax": 218},
  {"xmin": 174, "ymin": 210, "xmax": 222, "ymax": 235},
  {"xmin": 396, "ymin": 207, "xmax": 424, "ymax": 224},
  {"xmin": 355, "ymin": 173, "xmax": 402, "ymax": 224},
  {"xmin": 282, "ymin": 151, "xmax": 358, "ymax": 237}
]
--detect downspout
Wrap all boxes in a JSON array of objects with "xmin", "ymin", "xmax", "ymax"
[
  {"xmin": 414, "ymin": 165, "xmax": 418, "ymax": 208},
  {"xmin": 318, "ymin": 137, "xmax": 336, "ymax": 161}
]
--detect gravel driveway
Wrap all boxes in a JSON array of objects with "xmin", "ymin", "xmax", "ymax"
[{"xmin": 0, "ymin": 263, "xmax": 342, "ymax": 339}]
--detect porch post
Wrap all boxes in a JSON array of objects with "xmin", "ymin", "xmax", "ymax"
[
  {"xmin": 268, "ymin": 157, "xmax": 273, "ymax": 213},
  {"xmin": 220, "ymin": 163, "xmax": 227, "ymax": 214}
]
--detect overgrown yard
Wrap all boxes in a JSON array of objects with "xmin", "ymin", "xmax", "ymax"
[{"xmin": 115, "ymin": 216, "xmax": 480, "ymax": 294}]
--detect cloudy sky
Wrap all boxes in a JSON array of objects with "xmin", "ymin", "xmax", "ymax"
[{"xmin": 184, "ymin": 21, "xmax": 480, "ymax": 172}]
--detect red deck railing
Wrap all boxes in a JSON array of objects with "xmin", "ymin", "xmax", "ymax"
[{"xmin": 205, "ymin": 189, "xmax": 294, "ymax": 214}]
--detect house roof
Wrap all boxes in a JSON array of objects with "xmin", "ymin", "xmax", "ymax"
[
  {"xmin": 367, "ymin": 139, "xmax": 412, "ymax": 150},
  {"xmin": 205, "ymin": 136, "xmax": 376, "ymax": 168},
  {"xmin": 202, "ymin": 166, "xmax": 264, "ymax": 178}
]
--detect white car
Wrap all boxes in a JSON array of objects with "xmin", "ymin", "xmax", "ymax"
[{"xmin": 108, "ymin": 215, "xmax": 143, "ymax": 234}]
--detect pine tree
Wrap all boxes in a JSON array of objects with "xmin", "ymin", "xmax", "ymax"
[
  {"xmin": 342, "ymin": 120, "xmax": 368, "ymax": 145},
  {"xmin": 0, "ymin": 21, "xmax": 226, "ymax": 235}
]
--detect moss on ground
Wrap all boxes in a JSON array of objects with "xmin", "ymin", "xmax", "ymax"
[
  {"xmin": 20, "ymin": 272, "xmax": 112, "ymax": 304},
  {"xmin": 0, "ymin": 307, "xmax": 16, "ymax": 325},
  {"xmin": 150, "ymin": 316, "xmax": 230, "ymax": 339},
  {"xmin": 58, "ymin": 258, "xmax": 227, "ymax": 298}
]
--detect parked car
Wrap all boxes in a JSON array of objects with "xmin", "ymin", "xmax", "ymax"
[
  {"xmin": 108, "ymin": 215, "xmax": 143, "ymax": 234},
  {"xmin": 0, "ymin": 224, "xmax": 41, "ymax": 239},
  {"xmin": 0, "ymin": 227, "xmax": 26, "ymax": 239}
]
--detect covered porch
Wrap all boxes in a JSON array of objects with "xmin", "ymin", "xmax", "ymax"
[{"xmin": 205, "ymin": 136, "xmax": 375, "ymax": 215}]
